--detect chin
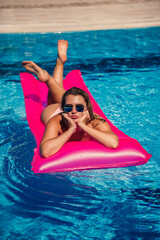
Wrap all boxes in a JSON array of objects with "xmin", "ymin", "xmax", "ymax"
[
  {"xmin": 72, "ymin": 118, "xmax": 79, "ymax": 122},
  {"xmin": 73, "ymin": 118, "xmax": 79, "ymax": 121}
]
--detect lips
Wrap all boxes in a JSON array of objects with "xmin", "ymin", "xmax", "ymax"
[{"xmin": 71, "ymin": 115, "xmax": 78, "ymax": 119}]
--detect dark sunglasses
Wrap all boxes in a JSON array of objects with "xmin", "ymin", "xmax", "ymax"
[{"xmin": 63, "ymin": 104, "xmax": 84, "ymax": 113}]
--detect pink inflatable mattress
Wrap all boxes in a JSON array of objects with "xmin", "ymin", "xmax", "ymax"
[{"xmin": 20, "ymin": 70, "xmax": 151, "ymax": 173}]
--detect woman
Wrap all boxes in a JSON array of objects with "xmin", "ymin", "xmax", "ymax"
[{"xmin": 22, "ymin": 40, "xmax": 119, "ymax": 158}]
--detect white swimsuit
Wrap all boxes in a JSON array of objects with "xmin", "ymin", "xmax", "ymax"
[{"xmin": 49, "ymin": 107, "xmax": 63, "ymax": 120}]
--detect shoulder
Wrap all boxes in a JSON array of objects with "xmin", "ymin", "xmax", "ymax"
[
  {"xmin": 92, "ymin": 119, "xmax": 111, "ymax": 132},
  {"xmin": 46, "ymin": 114, "xmax": 62, "ymax": 130},
  {"xmin": 47, "ymin": 113, "xmax": 68, "ymax": 133},
  {"xmin": 48, "ymin": 113, "xmax": 61, "ymax": 123},
  {"xmin": 92, "ymin": 118, "xmax": 105, "ymax": 128}
]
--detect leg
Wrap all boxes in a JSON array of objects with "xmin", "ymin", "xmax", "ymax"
[
  {"xmin": 22, "ymin": 61, "xmax": 65, "ymax": 124},
  {"xmin": 22, "ymin": 40, "xmax": 68, "ymax": 123},
  {"xmin": 22, "ymin": 61, "xmax": 66, "ymax": 103},
  {"xmin": 52, "ymin": 40, "xmax": 68, "ymax": 87},
  {"xmin": 47, "ymin": 40, "xmax": 68, "ymax": 104}
]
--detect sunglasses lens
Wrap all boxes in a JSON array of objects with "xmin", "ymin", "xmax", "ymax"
[
  {"xmin": 64, "ymin": 106, "xmax": 72, "ymax": 112},
  {"xmin": 76, "ymin": 105, "xmax": 84, "ymax": 112},
  {"xmin": 63, "ymin": 104, "xmax": 84, "ymax": 112}
]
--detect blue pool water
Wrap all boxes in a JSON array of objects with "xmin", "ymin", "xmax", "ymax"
[{"xmin": 0, "ymin": 27, "xmax": 160, "ymax": 239}]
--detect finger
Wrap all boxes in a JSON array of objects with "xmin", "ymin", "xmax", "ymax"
[
  {"xmin": 62, "ymin": 113, "xmax": 69, "ymax": 122},
  {"xmin": 83, "ymin": 112, "xmax": 89, "ymax": 119},
  {"xmin": 85, "ymin": 110, "xmax": 90, "ymax": 117},
  {"xmin": 62, "ymin": 113, "xmax": 68, "ymax": 118},
  {"xmin": 62, "ymin": 113, "xmax": 73, "ymax": 123},
  {"xmin": 85, "ymin": 110, "xmax": 89, "ymax": 114}
]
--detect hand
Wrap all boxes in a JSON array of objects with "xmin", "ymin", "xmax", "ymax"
[
  {"xmin": 62, "ymin": 113, "xmax": 77, "ymax": 131},
  {"xmin": 77, "ymin": 110, "xmax": 90, "ymax": 126}
]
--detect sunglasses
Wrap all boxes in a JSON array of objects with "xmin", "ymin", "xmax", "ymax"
[{"xmin": 63, "ymin": 104, "xmax": 85, "ymax": 113}]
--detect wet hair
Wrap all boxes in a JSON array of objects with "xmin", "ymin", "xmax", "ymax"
[{"xmin": 61, "ymin": 87, "xmax": 105, "ymax": 123}]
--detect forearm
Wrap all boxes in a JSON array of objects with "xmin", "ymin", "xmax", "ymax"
[
  {"xmin": 78, "ymin": 123, "xmax": 119, "ymax": 148},
  {"xmin": 40, "ymin": 127, "xmax": 75, "ymax": 158}
]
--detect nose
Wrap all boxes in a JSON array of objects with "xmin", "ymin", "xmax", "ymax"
[{"xmin": 71, "ymin": 105, "xmax": 77, "ymax": 113}]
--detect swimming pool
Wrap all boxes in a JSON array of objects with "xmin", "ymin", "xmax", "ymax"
[{"xmin": 0, "ymin": 27, "xmax": 160, "ymax": 239}]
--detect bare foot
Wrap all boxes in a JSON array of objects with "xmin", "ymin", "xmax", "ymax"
[
  {"xmin": 58, "ymin": 40, "xmax": 68, "ymax": 64},
  {"xmin": 22, "ymin": 61, "xmax": 50, "ymax": 82}
]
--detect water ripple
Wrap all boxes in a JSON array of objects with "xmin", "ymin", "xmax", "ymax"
[{"xmin": 0, "ymin": 28, "xmax": 160, "ymax": 239}]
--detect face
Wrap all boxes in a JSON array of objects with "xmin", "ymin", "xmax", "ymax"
[{"xmin": 64, "ymin": 94, "xmax": 87, "ymax": 122}]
